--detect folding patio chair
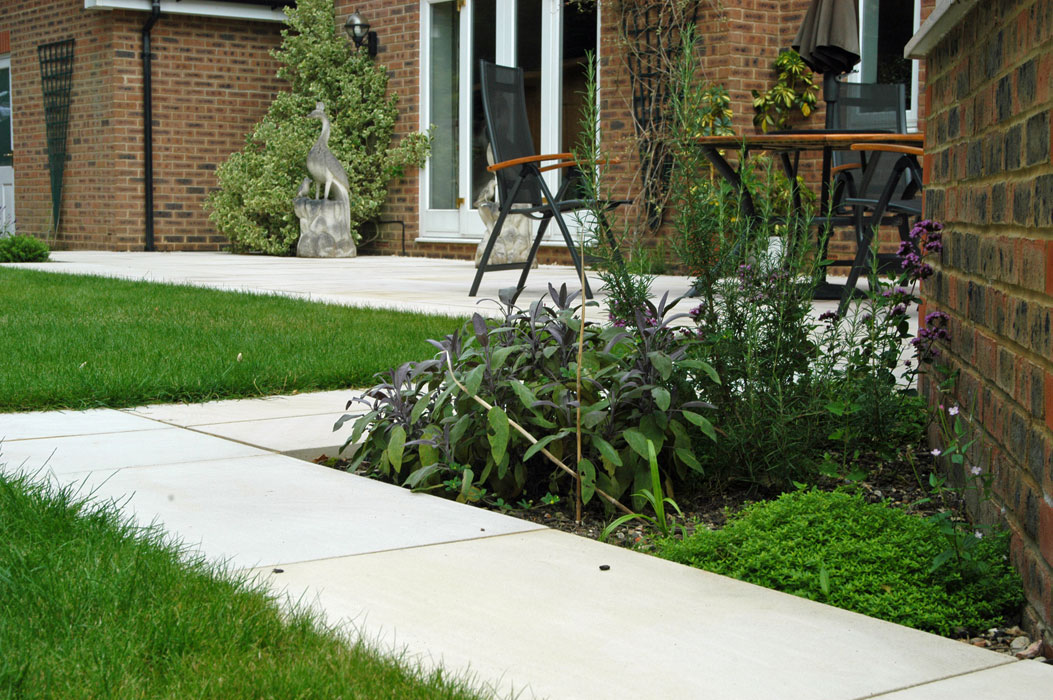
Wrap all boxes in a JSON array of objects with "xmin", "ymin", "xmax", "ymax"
[
  {"xmin": 837, "ymin": 141, "xmax": 923, "ymax": 312},
  {"xmin": 822, "ymin": 81, "xmax": 922, "ymax": 310},
  {"xmin": 470, "ymin": 60, "xmax": 628, "ymax": 298}
]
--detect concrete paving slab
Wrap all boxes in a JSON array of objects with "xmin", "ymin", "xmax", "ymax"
[
  {"xmin": 124, "ymin": 389, "xmax": 363, "ymax": 427},
  {"xmin": 191, "ymin": 411, "xmax": 353, "ymax": 461},
  {"xmin": 254, "ymin": 528, "xmax": 1013, "ymax": 700},
  {"xmin": 868, "ymin": 657, "xmax": 1053, "ymax": 697},
  {"xmin": 0, "ymin": 407, "xmax": 167, "ymax": 442},
  {"xmin": 47, "ymin": 454, "xmax": 544, "ymax": 569},
  {"xmin": 0, "ymin": 427, "xmax": 268, "ymax": 476}
]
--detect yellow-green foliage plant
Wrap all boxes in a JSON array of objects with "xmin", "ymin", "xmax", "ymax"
[
  {"xmin": 206, "ymin": 0, "xmax": 429, "ymax": 254},
  {"xmin": 751, "ymin": 49, "xmax": 818, "ymax": 132}
]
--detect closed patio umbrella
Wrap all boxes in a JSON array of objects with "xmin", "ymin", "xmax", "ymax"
[{"xmin": 792, "ymin": 0, "xmax": 860, "ymax": 76}]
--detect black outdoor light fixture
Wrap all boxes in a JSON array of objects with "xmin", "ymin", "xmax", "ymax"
[{"xmin": 344, "ymin": 10, "xmax": 378, "ymax": 58}]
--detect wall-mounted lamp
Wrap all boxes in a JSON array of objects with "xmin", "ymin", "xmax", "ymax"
[{"xmin": 344, "ymin": 11, "xmax": 378, "ymax": 59}]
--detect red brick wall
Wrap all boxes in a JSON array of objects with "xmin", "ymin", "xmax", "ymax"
[
  {"xmin": 334, "ymin": 1, "xmax": 426, "ymax": 257},
  {"xmin": 921, "ymin": 0, "xmax": 1053, "ymax": 652},
  {"xmin": 0, "ymin": 0, "xmax": 283, "ymax": 250},
  {"xmin": 115, "ymin": 12, "xmax": 284, "ymax": 251},
  {"xmin": 0, "ymin": 0, "xmax": 935, "ymax": 261}
]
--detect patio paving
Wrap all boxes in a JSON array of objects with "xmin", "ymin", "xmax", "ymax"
[
  {"xmin": 2, "ymin": 251, "xmax": 1047, "ymax": 698},
  {"xmin": 5, "ymin": 250, "xmax": 697, "ymax": 318}
]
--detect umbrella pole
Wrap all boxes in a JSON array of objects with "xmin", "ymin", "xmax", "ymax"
[{"xmin": 823, "ymin": 72, "xmax": 840, "ymax": 116}]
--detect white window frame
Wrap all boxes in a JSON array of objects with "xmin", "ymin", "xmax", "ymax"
[
  {"xmin": 417, "ymin": 0, "xmax": 598, "ymax": 245},
  {"xmin": 848, "ymin": 0, "xmax": 922, "ymax": 131},
  {"xmin": 0, "ymin": 54, "xmax": 14, "ymax": 233}
]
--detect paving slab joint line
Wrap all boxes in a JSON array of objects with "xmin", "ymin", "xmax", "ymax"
[
  {"xmin": 115, "ymin": 406, "xmax": 352, "ymax": 429},
  {"xmin": 244, "ymin": 528, "xmax": 554, "ymax": 572},
  {"xmin": 857, "ymin": 658, "xmax": 1020, "ymax": 699},
  {"xmin": 0, "ymin": 425, "xmax": 167, "ymax": 443},
  {"xmin": 109, "ymin": 413, "xmax": 296, "ymax": 456}
]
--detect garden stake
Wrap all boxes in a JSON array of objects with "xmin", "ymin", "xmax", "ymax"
[
  {"xmin": 442, "ymin": 350, "xmax": 633, "ymax": 517},
  {"xmin": 575, "ymin": 208, "xmax": 587, "ymax": 525}
]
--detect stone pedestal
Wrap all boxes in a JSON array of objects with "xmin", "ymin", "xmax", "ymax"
[
  {"xmin": 294, "ymin": 196, "xmax": 356, "ymax": 258},
  {"xmin": 474, "ymin": 201, "xmax": 537, "ymax": 268}
]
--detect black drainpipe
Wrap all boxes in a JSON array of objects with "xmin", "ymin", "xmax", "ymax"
[{"xmin": 142, "ymin": 0, "xmax": 161, "ymax": 251}]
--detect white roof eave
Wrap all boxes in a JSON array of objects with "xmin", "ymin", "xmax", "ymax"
[
  {"xmin": 904, "ymin": 0, "xmax": 981, "ymax": 59},
  {"xmin": 84, "ymin": 0, "xmax": 288, "ymax": 23}
]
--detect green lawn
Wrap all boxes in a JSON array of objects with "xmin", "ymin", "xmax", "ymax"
[
  {"xmin": 0, "ymin": 471, "xmax": 488, "ymax": 699},
  {"xmin": 0, "ymin": 268, "xmax": 465, "ymax": 412}
]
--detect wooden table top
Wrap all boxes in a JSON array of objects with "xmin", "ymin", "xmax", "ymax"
[{"xmin": 690, "ymin": 132, "xmax": 925, "ymax": 151}]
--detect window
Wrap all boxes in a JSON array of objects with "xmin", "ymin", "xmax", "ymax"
[
  {"xmin": 419, "ymin": 0, "xmax": 597, "ymax": 242},
  {"xmin": 855, "ymin": 0, "xmax": 922, "ymax": 130}
]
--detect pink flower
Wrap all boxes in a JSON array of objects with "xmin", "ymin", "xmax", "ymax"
[
  {"xmin": 970, "ymin": 466, "xmax": 982, "ymax": 476},
  {"xmin": 931, "ymin": 448, "xmax": 942, "ymax": 457},
  {"xmin": 974, "ymin": 530, "xmax": 984, "ymax": 539},
  {"xmin": 948, "ymin": 405, "xmax": 959, "ymax": 416}
]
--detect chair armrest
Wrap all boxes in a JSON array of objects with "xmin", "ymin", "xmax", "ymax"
[
  {"xmin": 849, "ymin": 143, "xmax": 924, "ymax": 157},
  {"xmin": 487, "ymin": 153, "xmax": 574, "ymax": 172},
  {"xmin": 830, "ymin": 163, "xmax": 861, "ymax": 175},
  {"xmin": 538, "ymin": 158, "xmax": 620, "ymax": 173}
]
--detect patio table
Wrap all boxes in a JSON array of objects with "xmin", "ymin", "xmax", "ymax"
[
  {"xmin": 691, "ymin": 131, "xmax": 924, "ymax": 298},
  {"xmin": 693, "ymin": 131, "xmax": 924, "ymax": 219}
]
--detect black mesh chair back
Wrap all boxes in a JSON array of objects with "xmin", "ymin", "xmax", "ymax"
[
  {"xmin": 826, "ymin": 81, "xmax": 910, "ymax": 201},
  {"xmin": 480, "ymin": 61, "xmax": 543, "ymax": 206},
  {"xmin": 826, "ymin": 81, "xmax": 906, "ymax": 133}
]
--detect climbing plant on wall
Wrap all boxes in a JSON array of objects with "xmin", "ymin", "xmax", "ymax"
[{"xmin": 206, "ymin": 0, "xmax": 429, "ymax": 254}]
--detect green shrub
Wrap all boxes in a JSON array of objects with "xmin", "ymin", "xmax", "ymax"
[
  {"xmin": 338, "ymin": 287, "xmax": 719, "ymax": 511},
  {"xmin": 205, "ymin": 0, "xmax": 429, "ymax": 254},
  {"xmin": 655, "ymin": 489, "xmax": 1023, "ymax": 636},
  {"xmin": 0, "ymin": 234, "xmax": 50, "ymax": 263},
  {"xmin": 751, "ymin": 49, "xmax": 818, "ymax": 132}
]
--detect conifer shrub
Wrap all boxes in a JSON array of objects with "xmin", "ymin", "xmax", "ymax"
[{"xmin": 0, "ymin": 234, "xmax": 50, "ymax": 263}]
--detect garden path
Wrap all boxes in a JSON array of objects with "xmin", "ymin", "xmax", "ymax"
[{"xmin": 4, "ymin": 252, "xmax": 1047, "ymax": 698}]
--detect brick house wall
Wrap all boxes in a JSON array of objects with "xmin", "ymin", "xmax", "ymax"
[
  {"xmin": 338, "ymin": 0, "xmax": 903, "ymax": 264},
  {"xmin": 0, "ymin": 0, "xmax": 284, "ymax": 250},
  {"xmin": 920, "ymin": 0, "xmax": 1053, "ymax": 652},
  {"xmin": 3, "ymin": 0, "xmax": 932, "ymax": 262}
]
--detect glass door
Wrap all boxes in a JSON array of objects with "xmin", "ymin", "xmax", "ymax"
[
  {"xmin": 420, "ymin": 0, "xmax": 596, "ymax": 242},
  {"xmin": 855, "ymin": 0, "xmax": 921, "ymax": 130},
  {"xmin": 0, "ymin": 55, "xmax": 13, "ymax": 232}
]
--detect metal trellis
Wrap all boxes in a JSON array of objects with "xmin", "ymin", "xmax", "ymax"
[
  {"xmin": 38, "ymin": 39, "xmax": 75, "ymax": 233},
  {"xmin": 622, "ymin": 3, "xmax": 698, "ymax": 231}
]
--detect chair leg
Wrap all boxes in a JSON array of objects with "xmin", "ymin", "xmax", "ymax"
[
  {"xmin": 535, "ymin": 177, "xmax": 593, "ymax": 299},
  {"xmin": 470, "ymin": 204, "xmax": 514, "ymax": 297},
  {"xmin": 516, "ymin": 217, "xmax": 551, "ymax": 295},
  {"xmin": 838, "ymin": 221, "xmax": 875, "ymax": 315}
]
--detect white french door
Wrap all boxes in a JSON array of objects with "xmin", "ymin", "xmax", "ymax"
[
  {"xmin": 852, "ymin": 0, "xmax": 922, "ymax": 130},
  {"xmin": 419, "ymin": 0, "xmax": 596, "ymax": 243},
  {"xmin": 0, "ymin": 55, "xmax": 14, "ymax": 233}
]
